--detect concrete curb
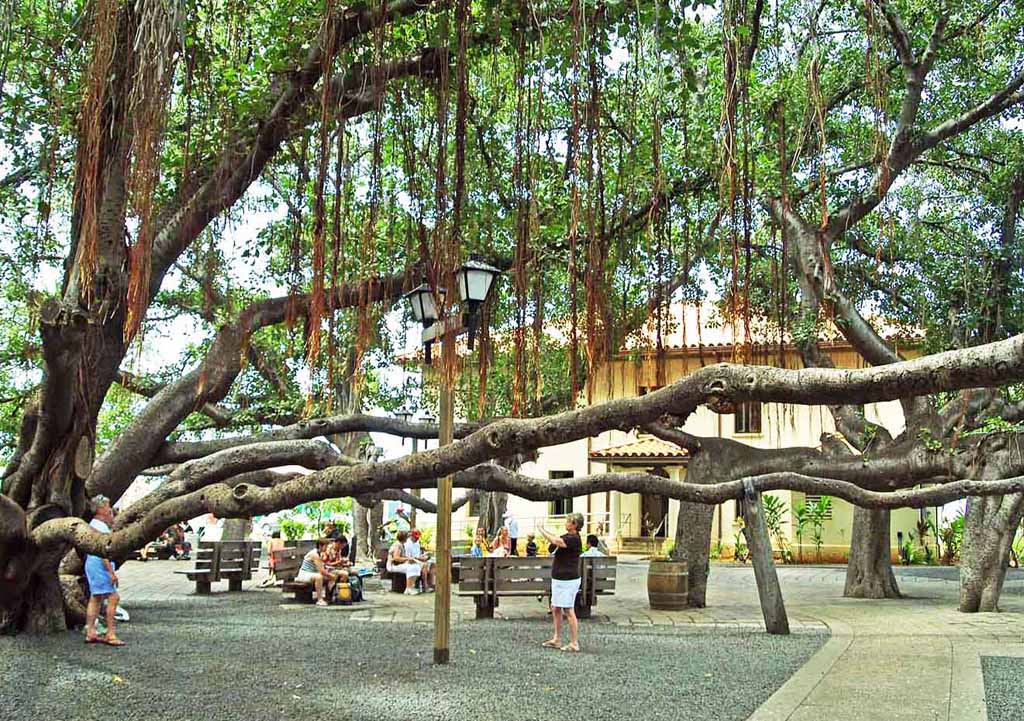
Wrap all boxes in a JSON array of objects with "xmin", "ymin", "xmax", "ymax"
[{"xmin": 745, "ymin": 614, "xmax": 854, "ymax": 721}]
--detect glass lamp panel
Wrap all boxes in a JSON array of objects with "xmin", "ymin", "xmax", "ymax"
[{"xmin": 466, "ymin": 268, "xmax": 495, "ymax": 302}]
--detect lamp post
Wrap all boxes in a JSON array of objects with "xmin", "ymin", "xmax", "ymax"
[{"xmin": 401, "ymin": 255, "xmax": 501, "ymax": 665}]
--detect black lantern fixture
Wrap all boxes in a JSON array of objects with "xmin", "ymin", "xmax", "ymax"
[
  {"xmin": 395, "ymin": 409, "xmax": 413, "ymax": 446},
  {"xmin": 395, "ymin": 408, "xmax": 413, "ymax": 423},
  {"xmin": 455, "ymin": 255, "xmax": 502, "ymax": 351},
  {"xmin": 404, "ymin": 283, "xmax": 446, "ymax": 364},
  {"xmin": 420, "ymin": 412, "xmax": 437, "ymax": 449}
]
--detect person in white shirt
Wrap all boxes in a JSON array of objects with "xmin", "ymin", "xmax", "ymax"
[
  {"xmin": 84, "ymin": 495, "xmax": 126, "ymax": 646},
  {"xmin": 403, "ymin": 529, "xmax": 434, "ymax": 591},
  {"xmin": 581, "ymin": 534, "xmax": 605, "ymax": 557},
  {"xmin": 503, "ymin": 511, "xmax": 519, "ymax": 556}
]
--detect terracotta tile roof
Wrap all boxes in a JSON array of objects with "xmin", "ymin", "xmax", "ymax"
[
  {"xmin": 620, "ymin": 302, "xmax": 923, "ymax": 353},
  {"xmin": 589, "ymin": 438, "xmax": 688, "ymax": 462}
]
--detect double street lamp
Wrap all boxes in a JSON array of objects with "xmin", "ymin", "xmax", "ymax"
[
  {"xmin": 400, "ymin": 254, "xmax": 501, "ymax": 665},
  {"xmin": 403, "ymin": 255, "xmax": 501, "ymax": 364}
]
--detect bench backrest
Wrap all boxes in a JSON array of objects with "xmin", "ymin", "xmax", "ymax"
[
  {"xmin": 272, "ymin": 547, "xmax": 304, "ymax": 582},
  {"xmin": 193, "ymin": 541, "xmax": 222, "ymax": 581},
  {"xmin": 458, "ymin": 556, "xmax": 617, "ymax": 601},
  {"xmin": 581, "ymin": 556, "xmax": 618, "ymax": 605},
  {"xmin": 194, "ymin": 541, "xmax": 261, "ymax": 580},
  {"xmin": 217, "ymin": 540, "xmax": 261, "ymax": 578}
]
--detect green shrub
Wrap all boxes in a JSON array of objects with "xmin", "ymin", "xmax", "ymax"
[{"xmin": 280, "ymin": 518, "xmax": 308, "ymax": 541}]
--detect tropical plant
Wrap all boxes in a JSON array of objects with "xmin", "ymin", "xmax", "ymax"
[
  {"xmin": 1011, "ymin": 530, "xmax": 1024, "ymax": 569},
  {"xmin": 3, "ymin": 0, "xmax": 1024, "ymax": 635},
  {"xmin": 915, "ymin": 516, "xmax": 934, "ymax": 564},
  {"xmin": 793, "ymin": 502, "xmax": 811, "ymax": 563},
  {"xmin": 761, "ymin": 495, "xmax": 792, "ymax": 563},
  {"xmin": 660, "ymin": 538, "xmax": 675, "ymax": 558},
  {"xmin": 939, "ymin": 513, "xmax": 966, "ymax": 565},
  {"xmin": 900, "ymin": 532, "xmax": 921, "ymax": 565},
  {"xmin": 808, "ymin": 496, "xmax": 832, "ymax": 563},
  {"xmin": 710, "ymin": 542, "xmax": 725, "ymax": 561},
  {"xmin": 732, "ymin": 518, "xmax": 749, "ymax": 564}
]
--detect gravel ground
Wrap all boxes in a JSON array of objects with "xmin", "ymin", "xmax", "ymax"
[
  {"xmin": 982, "ymin": 656, "xmax": 1024, "ymax": 721},
  {"xmin": 0, "ymin": 593, "xmax": 826, "ymax": 721}
]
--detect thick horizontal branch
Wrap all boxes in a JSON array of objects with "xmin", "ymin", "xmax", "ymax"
[
  {"xmin": 114, "ymin": 440, "xmax": 341, "ymax": 530},
  {"xmin": 151, "ymin": 414, "xmax": 484, "ymax": 466},
  {"xmin": 31, "ymin": 460, "xmax": 1024, "ymax": 557},
  {"xmin": 31, "ymin": 334, "xmax": 1024, "ymax": 557},
  {"xmin": 356, "ymin": 489, "xmax": 477, "ymax": 514},
  {"xmin": 450, "ymin": 465, "xmax": 1024, "ymax": 510},
  {"xmin": 117, "ymin": 370, "xmax": 234, "ymax": 426}
]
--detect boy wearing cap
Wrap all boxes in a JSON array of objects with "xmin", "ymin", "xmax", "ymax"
[{"xmin": 404, "ymin": 528, "xmax": 435, "ymax": 592}]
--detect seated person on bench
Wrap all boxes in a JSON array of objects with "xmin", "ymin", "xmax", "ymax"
[
  {"xmin": 404, "ymin": 529, "xmax": 434, "ymax": 592},
  {"xmin": 581, "ymin": 534, "xmax": 604, "ymax": 557},
  {"xmin": 323, "ymin": 536, "xmax": 351, "ymax": 579},
  {"xmin": 387, "ymin": 531, "xmax": 423, "ymax": 595},
  {"xmin": 296, "ymin": 539, "xmax": 345, "ymax": 607}
]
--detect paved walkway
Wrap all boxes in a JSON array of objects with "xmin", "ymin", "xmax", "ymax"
[{"xmin": 118, "ymin": 560, "xmax": 1024, "ymax": 720}]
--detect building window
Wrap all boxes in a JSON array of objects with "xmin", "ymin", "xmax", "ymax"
[
  {"xmin": 734, "ymin": 401, "xmax": 762, "ymax": 434},
  {"xmin": 549, "ymin": 471, "xmax": 573, "ymax": 515},
  {"xmin": 804, "ymin": 495, "xmax": 833, "ymax": 520}
]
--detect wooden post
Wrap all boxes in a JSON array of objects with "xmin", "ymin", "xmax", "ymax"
[
  {"xmin": 410, "ymin": 438, "xmax": 420, "ymax": 528},
  {"xmin": 433, "ymin": 362, "xmax": 455, "ymax": 664},
  {"xmin": 740, "ymin": 480, "xmax": 790, "ymax": 635}
]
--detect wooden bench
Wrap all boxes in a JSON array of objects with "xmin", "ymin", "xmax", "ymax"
[
  {"xmin": 277, "ymin": 542, "xmax": 358, "ymax": 603},
  {"xmin": 458, "ymin": 556, "xmax": 617, "ymax": 619},
  {"xmin": 376, "ymin": 544, "xmax": 434, "ymax": 593},
  {"xmin": 275, "ymin": 546, "xmax": 315, "ymax": 602},
  {"xmin": 173, "ymin": 540, "xmax": 261, "ymax": 594}
]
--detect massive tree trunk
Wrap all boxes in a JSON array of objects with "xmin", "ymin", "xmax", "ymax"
[
  {"xmin": 369, "ymin": 503, "xmax": 384, "ymax": 555},
  {"xmin": 844, "ymin": 507, "xmax": 901, "ymax": 599},
  {"xmin": 672, "ymin": 500, "xmax": 714, "ymax": 607},
  {"xmin": 221, "ymin": 518, "xmax": 252, "ymax": 541},
  {"xmin": 477, "ymin": 491, "xmax": 508, "ymax": 537},
  {"xmin": 960, "ymin": 492, "xmax": 1023, "ymax": 612},
  {"xmin": 353, "ymin": 502, "xmax": 372, "ymax": 561},
  {"xmin": 0, "ymin": 6, "xmax": 138, "ymax": 633}
]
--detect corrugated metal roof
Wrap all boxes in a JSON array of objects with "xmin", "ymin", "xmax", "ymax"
[{"xmin": 589, "ymin": 438, "xmax": 688, "ymax": 461}]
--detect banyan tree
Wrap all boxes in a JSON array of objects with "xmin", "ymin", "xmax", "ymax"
[{"xmin": 1, "ymin": 0, "xmax": 1024, "ymax": 633}]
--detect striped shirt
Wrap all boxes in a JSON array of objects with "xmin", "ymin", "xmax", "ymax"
[{"xmin": 300, "ymin": 551, "xmax": 320, "ymax": 575}]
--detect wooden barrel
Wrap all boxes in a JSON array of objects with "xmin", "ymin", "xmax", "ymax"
[{"xmin": 647, "ymin": 559, "xmax": 688, "ymax": 610}]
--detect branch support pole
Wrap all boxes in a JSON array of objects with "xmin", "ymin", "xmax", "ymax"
[
  {"xmin": 433, "ymin": 347, "xmax": 455, "ymax": 665},
  {"xmin": 740, "ymin": 480, "xmax": 790, "ymax": 635}
]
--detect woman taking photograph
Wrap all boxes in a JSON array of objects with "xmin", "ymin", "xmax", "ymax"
[{"xmin": 537, "ymin": 512, "xmax": 584, "ymax": 652}]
